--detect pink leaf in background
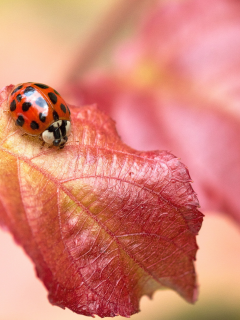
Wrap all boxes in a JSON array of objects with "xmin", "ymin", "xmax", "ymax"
[
  {"xmin": 0, "ymin": 85, "xmax": 203, "ymax": 317},
  {"xmin": 68, "ymin": 0, "xmax": 240, "ymax": 225}
]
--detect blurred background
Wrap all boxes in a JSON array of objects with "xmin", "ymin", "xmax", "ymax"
[
  {"xmin": 0, "ymin": 0, "xmax": 114, "ymax": 88},
  {"xmin": 0, "ymin": 0, "xmax": 240, "ymax": 319}
]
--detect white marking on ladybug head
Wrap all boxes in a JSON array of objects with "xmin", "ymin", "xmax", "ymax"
[
  {"xmin": 42, "ymin": 130, "xmax": 54, "ymax": 144},
  {"xmin": 65, "ymin": 121, "xmax": 71, "ymax": 137},
  {"xmin": 41, "ymin": 120, "xmax": 71, "ymax": 148},
  {"xmin": 52, "ymin": 120, "xmax": 62, "ymax": 128}
]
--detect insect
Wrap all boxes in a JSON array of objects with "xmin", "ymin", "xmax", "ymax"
[{"xmin": 7, "ymin": 82, "xmax": 71, "ymax": 149}]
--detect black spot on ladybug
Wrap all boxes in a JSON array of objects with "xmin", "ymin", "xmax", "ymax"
[
  {"xmin": 67, "ymin": 105, "xmax": 71, "ymax": 115},
  {"xmin": 10, "ymin": 100, "xmax": 16, "ymax": 111},
  {"xmin": 22, "ymin": 102, "xmax": 32, "ymax": 112},
  {"xmin": 34, "ymin": 83, "xmax": 49, "ymax": 89},
  {"xmin": 30, "ymin": 121, "xmax": 39, "ymax": 130},
  {"xmin": 11, "ymin": 85, "xmax": 23, "ymax": 95},
  {"xmin": 16, "ymin": 94, "xmax": 22, "ymax": 102},
  {"xmin": 54, "ymin": 89, "xmax": 59, "ymax": 95},
  {"xmin": 39, "ymin": 113, "xmax": 46, "ymax": 123},
  {"xmin": 16, "ymin": 115, "xmax": 24, "ymax": 127},
  {"xmin": 53, "ymin": 110, "xmax": 59, "ymax": 121},
  {"xmin": 48, "ymin": 92, "xmax": 57, "ymax": 104},
  {"xmin": 35, "ymin": 97, "xmax": 48, "ymax": 108},
  {"xmin": 60, "ymin": 103, "xmax": 66, "ymax": 113},
  {"xmin": 24, "ymin": 86, "xmax": 35, "ymax": 96}
]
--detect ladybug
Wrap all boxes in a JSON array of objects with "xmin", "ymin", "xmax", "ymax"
[{"xmin": 8, "ymin": 82, "xmax": 71, "ymax": 149}]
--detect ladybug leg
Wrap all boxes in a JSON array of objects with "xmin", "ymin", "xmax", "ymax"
[
  {"xmin": 38, "ymin": 135, "xmax": 45, "ymax": 149},
  {"xmin": 40, "ymin": 141, "xmax": 46, "ymax": 149},
  {"xmin": 21, "ymin": 133, "xmax": 28, "ymax": 136}
]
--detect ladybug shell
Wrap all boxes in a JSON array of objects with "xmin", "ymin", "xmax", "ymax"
[{"xmin": 8, "ymin": 82, "xmax": 71, "ymax": 136}]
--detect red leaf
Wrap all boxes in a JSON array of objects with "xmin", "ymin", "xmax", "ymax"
[
  {"xmin": 67, "ymin": 0, "xmax": 240, "ymax": 225},
  {"xmin": 0, "ymin": 85, "xmax": 203, "ymax": 317}
]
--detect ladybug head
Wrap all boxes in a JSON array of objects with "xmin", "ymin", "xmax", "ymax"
[{"xmin": 42, "ymin": 120, "xmax": 71, "ymax": 149}]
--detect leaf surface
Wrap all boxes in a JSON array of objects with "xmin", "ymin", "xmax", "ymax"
[{"xmin": 0, "ymin": 85, "xmax": 203, "ymax": 317}]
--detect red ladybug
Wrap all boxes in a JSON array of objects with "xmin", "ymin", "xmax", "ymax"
[{"xmin": 8, "ymin": 82, "xmax": 71, "ymax": 149}]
